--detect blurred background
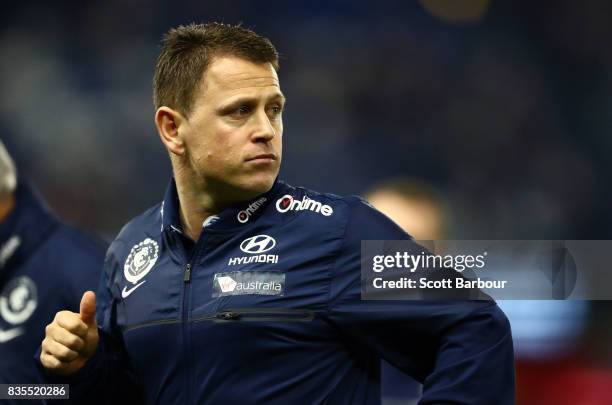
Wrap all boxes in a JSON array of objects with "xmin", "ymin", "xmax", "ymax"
[{"xmin": 1, "ymin": 0, "xmax": 611, "ymax": 403}]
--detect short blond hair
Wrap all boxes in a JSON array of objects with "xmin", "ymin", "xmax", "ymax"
[{"xmin": 0, "ymin": 140, "xmax": 17, "ymax": 197}]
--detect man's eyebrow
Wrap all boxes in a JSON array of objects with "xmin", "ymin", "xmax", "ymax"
[{"xmin": 217, "ymin": 93, "xmax": 286, "ymax": 111}]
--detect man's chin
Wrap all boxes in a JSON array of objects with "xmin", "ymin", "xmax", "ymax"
[
  {"xmin": 233, "ymin": 173, "xmax": 276, "ymax": 199},
  {"xmin": 247, "ymin": 177, "xmax": 276, "ymax": 195}
]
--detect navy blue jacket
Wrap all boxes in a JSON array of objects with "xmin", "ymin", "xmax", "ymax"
[
  {"xmin": 39, "ymin": 179, "xmax": 514, "ymax": 404},
  {"xmin": 0, "ymin": 183, "xmax": 105, "ymax": 403}
]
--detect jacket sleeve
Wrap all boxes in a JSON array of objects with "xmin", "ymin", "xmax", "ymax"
[
  {"xmin": 325, "ymin": 197, "xmax": 515, "ymax": 405},
  {"xmin": 35, "ymin": 242, "xmax": 144, "ymax": 404}
]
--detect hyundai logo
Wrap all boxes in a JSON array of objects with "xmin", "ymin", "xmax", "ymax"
[{"xmin": 240, "ymin": 235, "xmax": 276, "ymax": 254}]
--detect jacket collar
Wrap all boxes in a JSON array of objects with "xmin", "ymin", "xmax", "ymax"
[
  {"xmin": 0, "ymin": 181, "xmax": 58, "ymax": 275},
  {"xmin": 160, "ymin": 178, "xmax": 284, "ymax": 235}
]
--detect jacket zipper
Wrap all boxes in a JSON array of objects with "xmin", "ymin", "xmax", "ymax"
[
  {"xmin": 182, "ymin": 262, "xmax": 192, "ymax": 405},
  {"xmin": 193, "ymin": 308, "xmax": 314, "ymax": 323},
  {"xmin": 122, "ymin": 318, "xmax": 181, "ymax": 333}
]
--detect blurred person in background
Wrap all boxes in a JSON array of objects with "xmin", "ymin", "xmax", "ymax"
[
  {"xmin": 365, "ymin": 178, "xmax": 450, "ymax": 405},
  {"xmin": 365, "ymin": 178, "xmax": 449, "ymax": 242},
  {"xmin": 0, "ymin": 139, "xmax": 104, "ymax": 403},
  {"xmin": 37, "ymin": 23, "xmax": 513, "ymax": 404}
]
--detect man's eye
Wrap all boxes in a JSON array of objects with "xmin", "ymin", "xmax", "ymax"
[
  {"xmin": 231, "ymin": 105, "xmax": 251, "ymax": 117},
  {"xmin": 239, "ymin": 105, "xmax": 251, "ymax": 114},
  {"xmin": 268, "ymin": 105, "xmax": 283, "ymax": 117}
]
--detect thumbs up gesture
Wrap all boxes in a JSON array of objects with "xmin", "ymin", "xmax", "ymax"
[{"xmin": 40, "ymin": 291, "xmax": 100, "ymax": 375}]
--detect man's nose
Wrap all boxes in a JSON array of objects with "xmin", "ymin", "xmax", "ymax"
[{"xmin": 251, "ymin": 110, "xmax": 276, "ymax": 142}]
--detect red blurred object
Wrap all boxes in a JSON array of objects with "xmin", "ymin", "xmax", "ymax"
[{"xmin": 517, "ymin": 358, "xmax": 612, "ymax": 405}]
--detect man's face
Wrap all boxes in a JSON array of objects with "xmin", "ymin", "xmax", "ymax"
[{"xmin": 179, "ymin": 56, "xmax": 284, "ymax": 201}]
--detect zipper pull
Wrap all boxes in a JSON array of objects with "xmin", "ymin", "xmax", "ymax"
[
  {"xmin": 184, "ymin": 263, "xmax": 192, "ymax": 282},
  {"xmin": 216, "ymin": 311, "xmax": 240, "ymax": 320}
]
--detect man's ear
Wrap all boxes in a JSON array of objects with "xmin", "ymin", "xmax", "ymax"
[{"xmin": 155, "ymin": 107, "xmax": 186, "ymax": 156}]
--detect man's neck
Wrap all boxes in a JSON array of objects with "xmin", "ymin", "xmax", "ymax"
[
  {"xmin": 0, "ymin": 194, "xmax": 16, "ymax": 224},
  {"xmin": 173, "ymin": 167, "xmax": 230, "ymax": 242},
  {"xmin": 176, "ymin": 189, "xmax": 217, "ymax": 242}
]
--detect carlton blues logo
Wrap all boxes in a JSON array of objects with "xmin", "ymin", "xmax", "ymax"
[
  {"xmin": 0, "ymin": 276, "xmax": 37, "ymax": 325},
  {"xmin": 124, "ymin": 238, "xmax": 159, "ymax": 284}
]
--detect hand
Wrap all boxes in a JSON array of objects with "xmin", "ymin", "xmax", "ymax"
[{"xmin": 40, "ymin": 291, "xmax": 100, "ymax": 375}]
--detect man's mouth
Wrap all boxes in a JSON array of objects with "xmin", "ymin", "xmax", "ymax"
[{"xmin": 246, "ymin": 154, "xmax": 277, "ymax": 162}]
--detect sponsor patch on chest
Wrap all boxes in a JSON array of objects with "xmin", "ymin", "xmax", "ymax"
[{"xmin": 213, "ymin": 271, "xmax": 285, "ymax": 297}]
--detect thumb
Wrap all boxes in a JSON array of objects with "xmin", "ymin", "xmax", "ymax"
[{"xmin": 79, "ymin": 291, "xmax": 97, "ymax": 326}]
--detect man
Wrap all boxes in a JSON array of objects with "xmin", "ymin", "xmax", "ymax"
[
  {"xmin": 0, "ymin": 139, "xmax": 104, "ymax": 404},
  {"xmin": 38, "ymin": 23, "xmax": 515, "ymax": 404}
]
